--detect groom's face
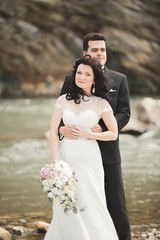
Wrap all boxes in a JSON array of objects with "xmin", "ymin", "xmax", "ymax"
[{"xmin": 83, "ymin": 40, "xmax": 107, "ymax": 67}]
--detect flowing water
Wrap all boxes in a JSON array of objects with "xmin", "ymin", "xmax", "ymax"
[{"xmin": 0, "ymin": 97, "xmax": 160, "ymax": 235}]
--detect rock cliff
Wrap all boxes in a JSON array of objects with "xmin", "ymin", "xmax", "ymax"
[{"xmin": 0, "ymin": 0, "xmax": 160, "ymax": 97}]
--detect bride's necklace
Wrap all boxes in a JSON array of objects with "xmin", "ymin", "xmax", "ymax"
[
  {"xmin": 79, "ymin": 95, "xmax": 95, "ymax": 106},
  {"xmin": 83, "ymin": 95, "xmax": 94, "ymax": 101}
]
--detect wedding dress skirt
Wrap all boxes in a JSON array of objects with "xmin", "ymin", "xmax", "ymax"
[{"xmin": 44, "ymin": 95, "xmax": 118, "ymax": 240}]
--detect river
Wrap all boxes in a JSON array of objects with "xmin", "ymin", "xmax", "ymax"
[{"xmin": 0, "ymin": 97, "xmax": 160, "ymax": 236}]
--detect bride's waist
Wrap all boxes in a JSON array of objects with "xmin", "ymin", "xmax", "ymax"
[
  {"xmin": 59, "ymin": 138, "xmax": 101, "ymax": 158},
  {"xmin": 63, "ymin": 137, "xmax": 95, "ymax": 141},
  {"xmin": 61, "ymin": 138, "xmax": 97, "ymax": 145}
]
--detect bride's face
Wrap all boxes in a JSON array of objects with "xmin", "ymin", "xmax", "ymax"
[{"xmin": 75, "ymin": 64, "xmax": 94, "ymax": 95}]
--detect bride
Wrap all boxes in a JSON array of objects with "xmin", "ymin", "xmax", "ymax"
[{"xmin": 44, "ymin": 55, "xmax": 119, "ymax": 240}]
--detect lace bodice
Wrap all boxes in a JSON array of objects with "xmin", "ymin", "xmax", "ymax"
[{"xmin": 55, "ymin": 94, "xmax": 112, "ymax": 128}]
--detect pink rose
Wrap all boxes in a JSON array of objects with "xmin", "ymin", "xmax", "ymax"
[{"xmin": 41, "ymin": 165, "xmax": 50, "ymax": 178}]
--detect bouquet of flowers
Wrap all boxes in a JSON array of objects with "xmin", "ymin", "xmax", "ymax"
[{"xmin": 40, "ymin": 160, "xmax": 83, "ymax": 214}]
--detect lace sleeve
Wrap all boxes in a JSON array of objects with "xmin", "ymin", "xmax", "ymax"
[
  {"xmin": 55, "ymin": 101, "xmax": 62, "ymax": 109},
  {"xmin": 99, "ymin": 98, "xmax": 113, "ymax": 115},
  {"xmin": 102, "ymin": 105, "xmax": 113, "ymax": 113},
  {"xmin": 54, "ymin": 94, "xmax": 66, "ymax": 110}
]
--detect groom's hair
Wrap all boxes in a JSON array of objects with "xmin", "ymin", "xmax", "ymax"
[
  {"xmin": 83, "ymin": 32, "xmax": 106, "ymax": 51},
  {"xmin": 66, "ymin": 55, "xmax": 109, "ymax": 104}
]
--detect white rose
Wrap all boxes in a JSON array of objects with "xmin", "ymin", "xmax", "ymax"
[
  {"xmin": 48, "ymin": 192, "xmax": 53, "ymax": 198},
  {"xmin": 42, "ymin": 179, "xmax": 48, "ymax": 186},
  {"xmin": 51, "ymin": 188, "xmax": 58, "ymax": 194},
  {"xmin": 64, "ymin": 185, "xmax": 70, "ymax": 192},
  {"xmin": 43, "ymin": 186, "xmax": 49, "ymax": 192},
  {"xmin": 56, "ymin": 180, "xmax": 64, "ymax": 188},
  {"xmin": 59, "ymin": 160, "xmax": 68, "ymax": 167},
  {"xmin": 49, "ymin": 179, "xmax": 55, "ymax": 185},
  {"xmin": 61, "ymin": 176, "xmax": 68, "ymax": 183},
  {"xmin": 60, "ymin": 195, "xmax": 66, "ymax": 201}
]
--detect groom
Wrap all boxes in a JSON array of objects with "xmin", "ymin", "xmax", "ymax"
[{"xmin": 59, "ymin": 32, "xmax": 131, "ymax": 240}]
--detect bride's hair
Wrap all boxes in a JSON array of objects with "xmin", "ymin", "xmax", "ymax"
[{"xmin": 66, "ymin": 55, "xmax": 109, "ymax": 104}]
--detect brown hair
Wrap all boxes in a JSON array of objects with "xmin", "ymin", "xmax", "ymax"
[
  {"xmin": 66, "ymin": 55, "xmax": 109, "ymax": 104},
  {"xmin": 83, "ymin": 32, "xmax": 106, "ymax": 51}
]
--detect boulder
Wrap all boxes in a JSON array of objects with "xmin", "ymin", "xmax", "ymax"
[
  {"xmin": 19, "ymin": 219, "xmax": 27, "ymax": 224},
  {"xmin": 121, "ymin": 118, "xmax": 149, "ymax": 135},
  {"xmin": 0, "ymin": 227, "xmax": 11, "ymax": 240},
  {"xmin": 35, "ymin": 221, "xmax": 50, "ymax": 233},
  {"xmin": 12, "ymin": 226, "xmax": 26, "ymax": 236},
  {"xmin": 10, "ymin": 226, "xmax": 34, "ymax": 237},
  {"xmin": 0, "ymin": 222, "xmax": 6, "ymax": 227},
  {"xmin": 136, "ymin": 98, "xmax": 160, "ymax": 127},
  {"xmin": 44, "ymin": 130, "xmax": 50, "ymax": 139}
]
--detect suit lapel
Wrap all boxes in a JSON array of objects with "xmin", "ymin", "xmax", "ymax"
[
  {"xmin": 104, "ymin": 67, "xmax": 113, "ymax": 92},
  {"xmin": 104, "ymin": 67, "xmax": 117, "ymax": 111}
]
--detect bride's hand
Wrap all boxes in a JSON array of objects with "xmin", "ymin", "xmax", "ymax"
[{"xmin": 72, "ymin": 126, "xmax": 93, "ymax": 139}]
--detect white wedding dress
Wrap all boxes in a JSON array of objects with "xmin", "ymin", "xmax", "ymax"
[{"xmin": 44, "ymin": 94, "xmax": 118, "ymax": 240}]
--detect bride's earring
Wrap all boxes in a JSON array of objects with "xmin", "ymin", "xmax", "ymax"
[{"xmin": 92, "ymin": 83, "xmax": 95, "ymax": 94}]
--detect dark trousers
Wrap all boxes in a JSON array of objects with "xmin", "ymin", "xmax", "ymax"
[{"xmin": 103, "ymin": 163, "xmax": 131, "ymax": 240}]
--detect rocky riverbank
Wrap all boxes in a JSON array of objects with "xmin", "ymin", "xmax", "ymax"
[
  {"xmin": 121, "ymin": 97, "xmax": 160, "ymax": 135},
  {"xmin": 0, "ymin": 214, "xmax": 160, "ymax": 240}
]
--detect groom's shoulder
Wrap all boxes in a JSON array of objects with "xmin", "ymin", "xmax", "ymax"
[
  {"xmin": 65, "ymin": 72, "xmax": 74, "ymax": 81},
  {"xmin": 106, "ymin": 67, "xmax": 127, "ymax": 80}
]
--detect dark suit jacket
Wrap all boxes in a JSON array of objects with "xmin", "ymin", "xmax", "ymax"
[{"xmin": 60, "ymin": 67, "xmax": 130, "ymax": 165}]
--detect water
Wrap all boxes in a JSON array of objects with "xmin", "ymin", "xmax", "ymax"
[{"xmin": 0, "ymin": 97, "xmax": 160, "ymax": 231}]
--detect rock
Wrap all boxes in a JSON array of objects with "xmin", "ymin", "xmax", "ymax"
[
  {"xmin": 35, "ymin": 221, "xmax": 50, "ymax": 233},
  {"xmin": 12, "ymin": 226, "xmax": 26, "ymax": 236},
  {"xmin": 0, "ymin": 227, "xmax": 11, "ymax": 240},
  {"xmin": 121, "ymin": 118, "xmax": 149, "ymax": 135},
  {"xmin": 0, "ymin": 222, "xmax": 6, "ymax": 227},
  {"xmin": 132, "ymin": 228, "xmax": 160, "ymax": 240},
  {"xmin": 137, "ymin": 98, "xmax": 160, "ymax": 127},
  {"xmin": 16, "ymin": 20, "xmax": 39, "ymax": 35},
  {"xmin": 44, "ymin": 130, "xmax": 50, "ymax": 139},
  {"xmin": 139, "ymin": 128, "xmax": 159, "ymax": 139},
  {"xmin": 5, "ymin": 226, "xmax": 13, "ymax": 232},
  {"xmin": 12, "ymin": 226, "xmax": 34, "ymax": 237},
  {"xmin": 19, "ymin": 219, "xmax": 27, "ymax": 224},
  {"xmin": 0, "ymin": 0, "xmax": 160, "ymax": 97}
]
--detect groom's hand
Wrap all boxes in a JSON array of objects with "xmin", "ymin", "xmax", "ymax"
[
  {"xmin": 87, "ymin": 124, "xmax": 102, "ymax": 140},
  {"xmin": 60, "ymin": 125, "xmax": 78, "ymax": 139},
  {"xmin": 72, "ymin": 126, "xmax": 93, "ymax": 139},
  {"xmin": 91, "ymin": 124, "xmax": 102, "ymax": 133}
]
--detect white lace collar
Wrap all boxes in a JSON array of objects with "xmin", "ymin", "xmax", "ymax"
[
  {"xmin": 82, "ymin": 95, "xmax": 95, "ymax": 101},
  {"xmin": 79, "ymin": 95, "xmax": 95, "ymax": 106}
]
